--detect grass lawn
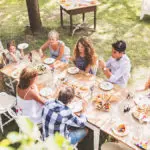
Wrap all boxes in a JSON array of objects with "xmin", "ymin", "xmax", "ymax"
[{"xmin": 0, "ymin": 0, "xmax": 150, "ymax": 140}]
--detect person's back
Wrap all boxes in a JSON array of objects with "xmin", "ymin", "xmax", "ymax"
[
  {"xmin": 17, "ymin": 94, "xmax": 42, "ymax": 123},
  {"xmin": 17, "ymin": 67, "xmax": 45, "ymax": 124},
  {"xmin": 42, "ymin": 87, "xmax": 88, "ymax": 145}
]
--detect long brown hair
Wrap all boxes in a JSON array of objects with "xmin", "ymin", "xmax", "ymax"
[
  {"xmin": 73, "ymin": 37, "xmax": 97, "ymax": 66},
  {"xmin": 18, "ymin": 66, "xmax": 38, "ymax": 89}
]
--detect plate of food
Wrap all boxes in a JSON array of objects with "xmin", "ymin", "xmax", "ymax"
[
  {"xmin": 44, "ymin": 58, "xmax": 55, "ymax": 65},
  {"xmin": 11, "ymin": 69, "xmax": 21, "ymax": 78},
  {"xmin": 112, "ymin": 123, "xmax": 129, "ymax": 137},
  {"xmin": 132, "ymin": 106, "xmax": 150, "ymax": 122},
  {"xmin": 68, "ymin": 101, "xmax": 83, "ymax": 113},
  {"xmin": 67, "ymin": 67, "xmax": 79, "ymax": 74},
  {"xmin": 34, "ymin": 64, "xmax": 49, "ymax": 75},
  {"xmin": 100, "ymin": 81, "xmax": 114, "ymax": 91},
  {"xmin": 18, "ymin": 43, "xmax": 29, "ymax": 49},
  {"xmin": 39, "ymin": 87, "xmax": 52, "ymax": 97}
]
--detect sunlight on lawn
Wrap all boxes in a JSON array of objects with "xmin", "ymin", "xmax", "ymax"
[{"xmin": 0, "ymin": 0, "xmax": 149, "ymax": 88}]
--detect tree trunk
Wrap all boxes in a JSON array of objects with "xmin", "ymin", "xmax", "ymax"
[{"xmin": 26, "ymin": 0, "xmax": 42, "ymax": 33}]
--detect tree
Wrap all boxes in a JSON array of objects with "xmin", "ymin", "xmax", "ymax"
[{"xmin": 26, "ymin": 0, "xmax": 42, "ymax": 33}]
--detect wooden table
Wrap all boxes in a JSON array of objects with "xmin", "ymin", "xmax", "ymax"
[
  {"xmin": 0, "ymin": 52, "xmax": 145, "ymax": 150},
  {"xmin": 58, "ymin": 0, "xmax": 100, "ymax": 34}
]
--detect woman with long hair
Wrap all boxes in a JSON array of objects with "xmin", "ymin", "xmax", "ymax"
[
  {"xmin": 73, "ymin": 37, "xmax": 97, "ymax": 74},
  {"xmin": 17, "ymin": 66, "xmax": 45, "ymax": 124}
]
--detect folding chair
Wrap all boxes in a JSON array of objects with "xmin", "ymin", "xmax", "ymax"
[{"xmin": 0, "ymin": 92, "xmax": 16, "ymax": 133}]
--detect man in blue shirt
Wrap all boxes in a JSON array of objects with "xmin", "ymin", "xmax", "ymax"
[{"xmin": 42, "ymin": 87, "xmax": 88, "ymax": 145}]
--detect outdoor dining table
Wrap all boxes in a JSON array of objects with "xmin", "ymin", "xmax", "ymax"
[
  {"xmin": 57, "ymin": 0, "xmax": 100, "ymax": 34},
  {"xmin": 0, "ymin": 50, "xmax": 147, "ymax": 150}
]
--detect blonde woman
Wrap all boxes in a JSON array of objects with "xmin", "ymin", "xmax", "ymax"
[
  {"xmin": 39, "ymin": 30, "xmax": 67, "ymax": 62},
  {"xmin": 17, "ymin": 66, "xmax": 46, "ymax": 124}
]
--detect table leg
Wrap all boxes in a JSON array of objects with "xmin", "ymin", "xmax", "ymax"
[
  {"xmin": 82, "ymin": 13, "xmax": 85, "ymax": 23},
  {"xmin": 70, "ymin": 14, "xmax": 73, "ymax": 34},
  {"xmin": 86, "ymin": 122, "xmax": 100, "ymax": 150},
  {"xmin": 94, "ymin": 7, "xmax": 96, "ymax": 30},
  {"xmin": 60, "ymin": 6, "xmax": 63, "ymax": 27}
]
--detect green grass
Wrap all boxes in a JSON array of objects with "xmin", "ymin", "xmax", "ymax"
[{"xmin": 0, "ymin": 0, "xmax": 149, "ymax": 83}]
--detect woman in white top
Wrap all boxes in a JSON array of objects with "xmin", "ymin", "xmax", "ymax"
[{"xmin": 17, "ymin": 66, "xmax": 46, "ymax": 124}]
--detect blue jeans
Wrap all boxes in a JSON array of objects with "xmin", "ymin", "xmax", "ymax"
[{"xmin": 69, "ymin": 128, "xmax": 87, "ymax": 145}]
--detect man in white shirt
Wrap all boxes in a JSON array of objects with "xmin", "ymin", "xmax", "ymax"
[{"xmin": 99, "ymin": 40, "xmax": 131, "ymax": 87}]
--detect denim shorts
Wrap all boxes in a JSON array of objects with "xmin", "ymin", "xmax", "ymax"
[{"xmin": 68, "ymin": 128, "xmax": 87, "ymax": 145}]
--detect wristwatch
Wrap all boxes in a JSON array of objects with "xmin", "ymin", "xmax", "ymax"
[{"xmin": 103, "ymin": 67, "xmax": 107, "ymax": 71}]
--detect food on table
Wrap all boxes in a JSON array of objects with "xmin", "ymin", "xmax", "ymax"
[
  {"xmin": 112, "ymin": 123, "xmax": 128, "ymax": 137},
  {"xmin": 80, "ymin": 86, "xmax": 88, "ymax": 91},
  {"xmin": 100, "ymin": 81, "xmax": 114, "ymax": 91},
  {"xmin": 103, "ymin": 102, "xmax": 111, "ymax": 111},
  {"xmin": 132, "ymin": 106, "xmax": 150, "ymax": 122},
  {"xmin": 67, "ymin": 67, "xmax": 79, "ymax": 74},
  {"xmin": 117, "ymin": 124, "xmax": 126, "ymax": 133},
  {"xmin": 92, "ymin": 93, "xmax": 119, "ymax": 103},
  {"xmin": 135, "ymin": 141, "xmax": 148, "ymax": 150},
  {"xmin": 34, "ymin": 64, "xmax": 49, "ymax": 75}
]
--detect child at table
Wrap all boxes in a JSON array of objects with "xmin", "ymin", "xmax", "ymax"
[
  {"xmin": 72, "ymin": 36, "xmax": 97, "ymax": 74},
  {"xmin": 6, "ymin": 40, "xmax": 24, "ymax": 64},
  {"xmin": 39, "ymin": 30, "xmax": 67, "ymax": 62}
]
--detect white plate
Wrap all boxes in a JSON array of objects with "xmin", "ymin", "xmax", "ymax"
[
  {"xmin": 18, "ymin": 43, "xmax": 29, "ymax": 49},
  {"xmin": 67, "ymin": 67, "xmax": 79, "ymax": 74},
  {"xmin": 100, "ymin": 81, "xmax": 113, "ymax": 91},
  {"xmin": 68, "ymin": 101, "xmax": 83, "ymax": 113},
  {"xmin": 11, "ymin": 69, "xmax": 21, "ymax": 79},
  {"xmin": 44, "ymin": 58, "xmax": 55, "ymax": 65},
  {"xmin": 40, "ymin": 87, "xmax": 52, "ymax": 97},
  {"xmin": 112, "ymin": 123, "xmax": 129, "ymax": 137},
  {"xmin": 134, "ymin": 95, "xmax": 150, "ymax": 107}
]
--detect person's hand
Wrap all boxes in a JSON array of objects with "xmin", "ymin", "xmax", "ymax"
[
  {"xmin": 99, "ymin": 60, "xmax": 106, "ymax": 69},
  {"xmin": 39, "ymin": 49, "xmax": 44, "ymax": 58},
  {"xmin": 9, "ymin": 52, "xmax": 15, "ymax": 57},
  {"xmin": 81, "ymin": 99, "xmax": 88, "ymax": 113}
]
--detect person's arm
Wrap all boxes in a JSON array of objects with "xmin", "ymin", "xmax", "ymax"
[
  {"xmin": 107, "ymin": 62, "xmax": 130, "ymax": 83},
  {"xmin": 20, "ymin": 49, "xmax": 24, "ymax": 58},
  {"xmin": 55, "ymin": 43, "xmax": 64, "ymax": 61},
  {"xmin": 66, "ymin": 111, "xmax": 87, "ymax": 128},
  {"xmin": 145, "ymin": 79, "xmax": 150, "ymax": 90},
  {"xmin": 30, "ymin": 90, "xmax": 46, "ymax": 104},
  {"xmin": 85, "ymin": 64, "xmax": 92, "ymax": 73},
  {"xmin": 39, "ymin": 41, "xmax": 49, "ymax": 57},
  {"xmin": 9, "ymin": 52, "xmax": 18, "ymax": 63}
]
